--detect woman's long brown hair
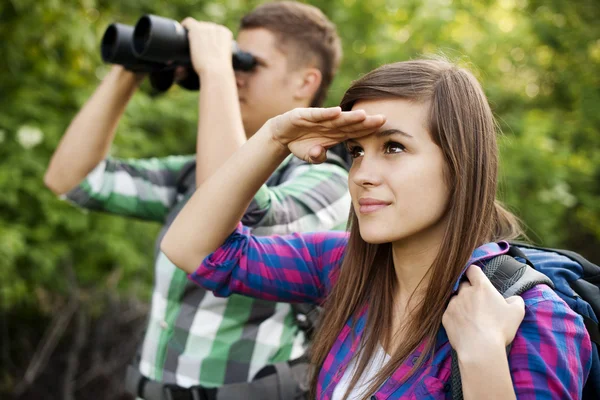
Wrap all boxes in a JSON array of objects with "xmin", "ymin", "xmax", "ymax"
[{"xmin": 308, "ymin": 58, "xmax": 523, "ymax": 399}]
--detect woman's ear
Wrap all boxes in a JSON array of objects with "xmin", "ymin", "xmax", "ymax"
[{"xmin": 293, "ymin": 67, "xmax": 322, "ymax": 103}]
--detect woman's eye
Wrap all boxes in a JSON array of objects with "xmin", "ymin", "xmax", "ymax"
[
  {"xmin": 385, "ymin": 141, "xmax": 405, "ymax": 154},
  {"xmin": 347, "ymin": 146, "xmax": 364, "ymax": 158}
]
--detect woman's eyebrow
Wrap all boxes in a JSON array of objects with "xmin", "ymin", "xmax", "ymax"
[
  {"xmin": 376, "ymin": 129, "xmax": 413, "ymax": 139},
  {"xmin": 345, "ymin": 129, "xmax": 413, "ymax": 146}
]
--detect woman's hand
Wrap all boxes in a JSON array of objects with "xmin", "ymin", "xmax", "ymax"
[
  {"xmin": 264, "ymin": 107, "xmax": 386, "ymax": 164},
  {"xmin": 442, "ymin": 265, "xmax": 525, "ymax": 360}
]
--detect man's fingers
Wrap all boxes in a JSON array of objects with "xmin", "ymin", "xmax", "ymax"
[{"xmin": 180, "ymin": 17, "xmax": 196, "ymax": 29}]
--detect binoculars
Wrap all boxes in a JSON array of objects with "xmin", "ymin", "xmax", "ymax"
[{"xmin": 101, "ymin": 15, "xmax": 257, "ymax": 92}]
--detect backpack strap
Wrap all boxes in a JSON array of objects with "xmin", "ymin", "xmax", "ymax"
[
  {"xmin": 450, "ymin": 254, "xmax": 554, "ymax": 400},
  {"xmin": 175, "ymin": 159, "xmax": 197, "ymax": 195},
  {"xmin": 509, "ymin": 242, "xmax": 600, "ymax": 285},
  {"xmin": 510, "ymin": 244, "xmax": 600, "ymax": 347},
  {"xmin": 290, "ymin": 303, "xmax": 322, "ymax": 341}
]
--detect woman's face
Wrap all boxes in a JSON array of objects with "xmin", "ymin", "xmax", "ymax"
[{"xmin": 347, "ymin": 98, "xmax": 450, "ymax": 246}]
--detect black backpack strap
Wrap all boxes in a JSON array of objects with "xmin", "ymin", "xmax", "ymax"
[
  {"xmin": 511, "ymin": 243, "xmax": 600, "ymax": 346},
  {"xmin": 451, "ymin": 255, "xmax": 554, "ymax": 400},
  {"xmin": 290, "ymin": 303, "xmax": 322, "ymax": 341},
  {"xmin": 175, "ymin": 159, "xmax": 197, "ymax": 195},
  {"xmin": 509, "ymin": 242, "xmax": 600, "ymax": 285}
]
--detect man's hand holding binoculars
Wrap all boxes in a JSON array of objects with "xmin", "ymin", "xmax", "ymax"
[
  {"xmin": 180, "ymin": 18, "xmax": 235, "ymax": 77},
  {"xmin": 101, "ymin": 14, "xmax": 256, "ymax": 92}
]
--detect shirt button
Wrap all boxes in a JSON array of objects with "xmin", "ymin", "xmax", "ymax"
[
  {"xmin": 370, "ymin": 396, "xmax": 377, "ymax": 400},
  {"xmin": 160, "ymin": 320, "xmax": 169, "ymax": 329}
]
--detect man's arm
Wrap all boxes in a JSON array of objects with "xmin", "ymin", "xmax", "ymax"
[
  {"xmin": 64, "ymin": 155, "xmax": 195, "ymax": 222},
  {"xmin": 243, "ymin": 158, "xmax": 351, "ymax": 235},
  {"xmin": 181, "ymin": 19, "xmax": 246, "ymax": 187},
  {"xmin": 44, "ymin": 66, "xmax": 144, "ymax": 195}
]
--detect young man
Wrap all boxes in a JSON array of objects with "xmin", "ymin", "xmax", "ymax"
[{"xmin": 44, "ymin": 2, "xmax": 347, "ymax": 399}]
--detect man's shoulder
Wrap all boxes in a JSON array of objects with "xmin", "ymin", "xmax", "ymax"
[{"xmin": 268, "ymin": 153, "xmax": 349, "ymax": 186}]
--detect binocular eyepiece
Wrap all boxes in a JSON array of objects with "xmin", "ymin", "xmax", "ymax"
[{"xmin": 101, "ymin": 15, "xmax": 257, "ymax": 92}]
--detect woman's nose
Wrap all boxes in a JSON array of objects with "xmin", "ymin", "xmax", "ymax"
[{"xmin": 350, "ymin": 156, "xmax": 383, "ymax": 187}]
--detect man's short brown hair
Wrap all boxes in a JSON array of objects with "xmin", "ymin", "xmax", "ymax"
[{"xmin": 240, "ymin": 1, "xmax": 342, "ymax": 107}]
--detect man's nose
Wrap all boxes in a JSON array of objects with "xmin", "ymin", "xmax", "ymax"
[{"xmin": 235, "ymin": 71, "xmax": 246, "ymax": 88}]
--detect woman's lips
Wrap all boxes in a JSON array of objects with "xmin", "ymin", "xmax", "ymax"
[
  {"xmin": 360, "ymin": 204, "xmax": 388, "ymax": 213},
  {"xmin": 358, "ymin": 198, "xmax": 391, "ymax": 214}
]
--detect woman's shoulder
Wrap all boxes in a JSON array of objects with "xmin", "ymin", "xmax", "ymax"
[
  {"xmin": 520, "ymin": 284, "xmax": 569, "ymax": 311},
  {"xmin": 519, "ymin": 284, "xmax": 588, "ymax": 335}
]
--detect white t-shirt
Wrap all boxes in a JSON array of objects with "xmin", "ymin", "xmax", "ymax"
[{"xmin": 332, "ymin": 344, "xmax": 391, "ymax": 400}]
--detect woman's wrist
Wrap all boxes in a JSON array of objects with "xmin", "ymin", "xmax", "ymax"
[
  {"xmin": 255, "ymin": 119, "xmax": 292, "ymax": 160},
  {"xmin": 457, "ymin": 336, "xmax": 506, "ymax": 367},
  {"xmin": 458, "ymin": 341, "xmax": 515, "ymax": 400}
]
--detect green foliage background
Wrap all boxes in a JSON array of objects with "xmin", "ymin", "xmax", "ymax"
[{"xmin": 1, "ymin": 0, "xmax": 598, "ymax": 316}]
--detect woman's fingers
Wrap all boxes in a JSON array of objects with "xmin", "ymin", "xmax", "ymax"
[
  {"xmin": 506, "ymin": 295, "xmax": 525, "ymax": 312},
  {"xmin": 465, "ymin": 264, "xmax": 487, "ymax": 286},
  {"xmin": 291, "ymin": 108, "xmax": 384, "ymax": 131},
  {"xmin": 328, "ymin": 112, "xmax": 385, "ymax": 130},
  {"xmin": 457, "ymin": 281, "xmax": 471, "ymax": 293},
  {"xmin": 327, "ymin": 109, "xmax": 367, "ymax": 126},
  {"xmin": 273, "ymin": 107, "xmax": 386, "ymax": 150},
  {"xmin": 291, "ymin": 107, "xmax": 342, "ymax": 123}
]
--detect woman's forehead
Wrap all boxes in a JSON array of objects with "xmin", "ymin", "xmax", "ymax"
[{"xmin": 350, "ymin": 98, "xmax": 431, "ymax": 140}]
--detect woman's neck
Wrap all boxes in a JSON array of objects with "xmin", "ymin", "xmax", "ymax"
[{"xmin": 391, "ymin": 222, "xmax": 447, "ymax": 305}]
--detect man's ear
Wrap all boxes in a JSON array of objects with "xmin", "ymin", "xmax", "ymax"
[{"xmin": 293, "ymin": 67, "xmax": 322, "ymax": 103}]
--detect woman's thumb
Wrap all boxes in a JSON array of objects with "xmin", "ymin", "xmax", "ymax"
[
  {"xmin": 506, "ymin": 295, "xmax": 525, "ymax": 313},
  {"xmin": 308, "ymin": 145, "xmax": 327, "ymax": 164}
]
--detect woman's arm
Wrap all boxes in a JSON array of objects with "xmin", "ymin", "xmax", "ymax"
[
  {"xmin": 444, "ymin": 267, "xmax": 592, "ymax": 399},
  {"xmin": 189, "ymin": 223, "xmax": 349, "ymax": 304},
  {"xmin": 161, "ymin": 107, "xmax": 384, "ymax": 273},
  {"xmin": 161, "ymin": 107, "xmax": 385, "ymax": 273},
  {"xmin": 457, "ymin": 344, "xmax": 516, "ymax": 400},
  {"xmin": 443, "ymin": 265, "xmax": 525, "ymax": 400}
]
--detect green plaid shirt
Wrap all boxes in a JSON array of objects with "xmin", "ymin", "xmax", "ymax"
[{"xmin": 65, "ymin": 153, "xmax": 350, "ymax": 388}]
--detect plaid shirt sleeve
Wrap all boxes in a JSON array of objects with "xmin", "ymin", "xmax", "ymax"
[
  {"xmin": 188, "ymin": 223, "xmax": 349, "ymax": 304},
  {"xmin": 64, "ymin": 155, "xmax": 195, "ymax": 222},
  {"xmin": 242, "ymin": 159, "xmax": 350, "ymax": 235},
  {"xmin": 509, "ymin": 285, "xmax": 592, "ymax": 399}
]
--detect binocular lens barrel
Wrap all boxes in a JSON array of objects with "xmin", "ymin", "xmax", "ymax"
[
  {"xmin": 101, "ymin": 23, "xmax": 138, "ymax": 65},
  {"xmin": 133, "ymin": 15, "xmax": 190, "ymax": 63},
  {"xmin": 233, "ymin": 52, "xmax": 256, "ymax": 72},
  {"xmin": 101, "ymin": 23, "xmax": 167, "ymax": 72},
  {"xmin": 101, "ymin": 14, "xmax": 257, "ymax": 91}
]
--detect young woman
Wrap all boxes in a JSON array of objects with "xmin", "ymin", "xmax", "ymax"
[{"xmin": 161, "ymin": 59, "xmax": 592, "ymax": 399}]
